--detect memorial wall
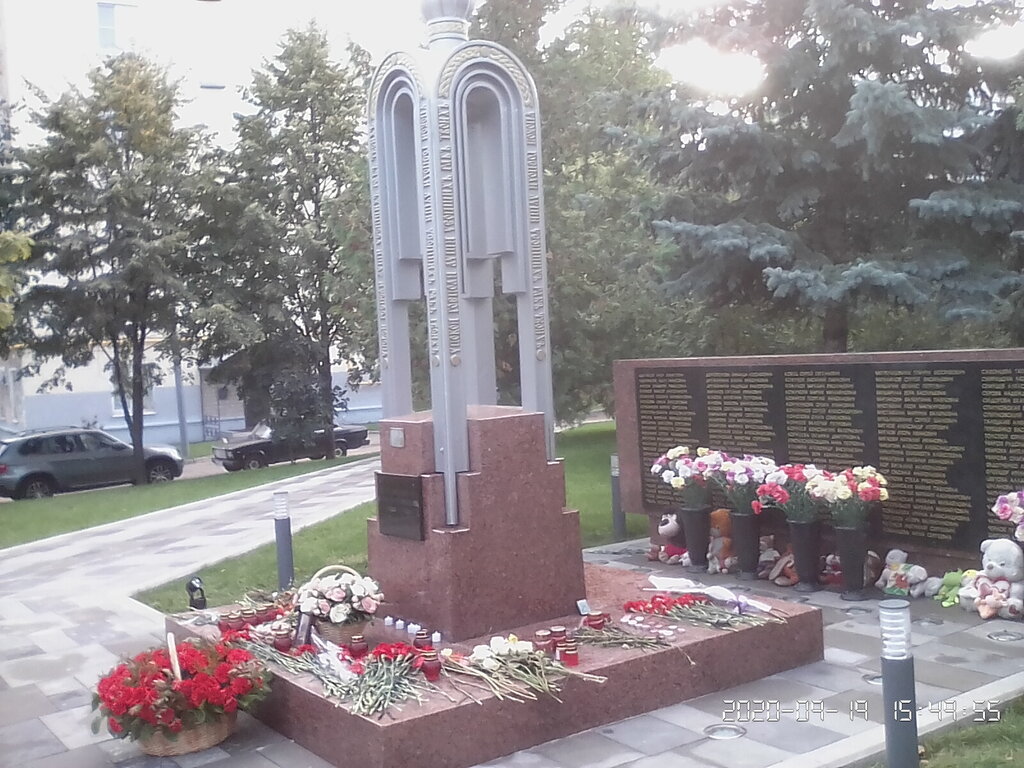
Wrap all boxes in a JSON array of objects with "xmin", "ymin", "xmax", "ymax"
[{"xmin": 615, "ymin": 352, "xmax": 1024, "ymax": 551}]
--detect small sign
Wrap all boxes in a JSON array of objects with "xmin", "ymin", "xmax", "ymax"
[
  {"xmin": 576, "ymin": 599, "xmax": 592, "ymax": 615},
  {"xmin": 376, "ymin": 472, "xmax": 425, "ymax": 541}
]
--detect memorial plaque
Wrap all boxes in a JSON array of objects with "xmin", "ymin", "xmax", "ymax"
[
  {"xmin": 376, "ymin": 472, "xmax": 425, "ymax": 541},
  {"xmin": 630, "ymin": 353, "xmax": 1024, "ymax": 551}
]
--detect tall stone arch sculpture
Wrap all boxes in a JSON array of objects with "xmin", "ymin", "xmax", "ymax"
[{"xmin": 367, "ymin": 2, "xmax": 554, "ymax": 527}]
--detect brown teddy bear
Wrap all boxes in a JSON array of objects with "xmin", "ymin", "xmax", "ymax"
[{"xmin": 707, "ymin": 508, "xmax": 737, "ymax": 574}]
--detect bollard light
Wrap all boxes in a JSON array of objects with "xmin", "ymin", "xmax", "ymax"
[
  {"xmin": 273, "ymin": 491, "xmax": 294, "ymax": 590},
  {"xmin": 186, "ymin": 576, "xmax": 207, "ymax": 610},
  {"xmin": 611, "ymin": 454, "xmax": 626, "ymax": 541},
  {"xmin": 879, "ymin": 599, "xmax": 913, "ymax": 660},
  {"xmin": 878, "ymin": 599, "xmax": 920, "ymax": 768}
]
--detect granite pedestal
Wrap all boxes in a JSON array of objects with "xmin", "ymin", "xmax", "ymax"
[
  {"xmin": 168, "ymin": 564, "xmax": 823, "ymax": 768},
  {"xmin": 367, "ymin": 406, "xmax": 587, "ymax": 641}
]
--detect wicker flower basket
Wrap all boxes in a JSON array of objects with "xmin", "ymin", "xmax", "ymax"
[
  {"xmin": 138, "ymin": 710, "xmax": 237, "ymax": 757},
  {"xmin": 305, "ymin": 564, "xmax": 377, "ymax": 647}
]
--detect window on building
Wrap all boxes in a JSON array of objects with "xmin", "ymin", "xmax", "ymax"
[
  {"xmin": 97, "ymin": 3, "xmax": 117, "ymax": 49},
  {"xmin": 111, "ymin": 390, "xmax": 156, "ymax": 416}
]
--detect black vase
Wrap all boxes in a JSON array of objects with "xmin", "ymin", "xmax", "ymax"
[
  {"xmin": 680, "ymin": 505, "xmax": 712, "ymax": 572},
  {"xmin": 729, "ymin": 511, "xmax": 760, "ymax": 579},
  {"xmin": 788, "ymin": 520, "xmax": 822, "ymax": 592},
  {"xmin": 835, "ymin": 525, "xmax": 869, "ymax": 601}
]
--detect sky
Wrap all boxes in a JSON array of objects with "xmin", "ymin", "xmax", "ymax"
[{"xmin": 3, "ymin": 0, "xmax": 1021, "ymax": 143}]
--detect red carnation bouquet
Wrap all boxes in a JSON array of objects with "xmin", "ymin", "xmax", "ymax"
[{"xmin": 92, "ymin": 639, "xmax": 269, "ymax": 742}]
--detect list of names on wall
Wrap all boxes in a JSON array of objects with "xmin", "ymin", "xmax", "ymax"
[
  {"xmin": 636, "ymin": 370, "xmax": 698, "ymax": 507},
  {"xmin": 783, "ymin": 370, "xmax": 867, "ymax": 468},
  {"xmin": 634, "ymin": 355, "xmax": 1024, "ymax": 549},
  {"xmin": 874, "ymin": 369, "xmax": 971, "ymax": 542},
  {"xmin": 981, "ymin": 367, "xmax": 1024, "ymax": 531},
  {"xmin": 706, "ymin": 371, "xmax": 776, "ymax": 455}
]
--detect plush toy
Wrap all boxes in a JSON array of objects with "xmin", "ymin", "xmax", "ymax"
[
  {"xmin": 934, "ymin": 570, "xmax": 964, "ymax": 608},
  {"xmin": 864, "ymin": 550, "xmax": 884, "ymax": 586},
  {"xmin": 769, "ymin": 548, "xmax": 799, "ymax": 587},
  {"xmin": 874, "ymin": 549, "xmax": 928, "ymax": 596},
  {"xmin": 912, "ymin": 576, "xmax": 943, "ymax": 599},
  {"xmin": 706, "ymin": 508, "xmax": 738, "ymax": 574},
  {"xmin": 756, "ymin": 536, "xmax": 781, "ymax": 580},
  {"xmin": 821, "ymin": 553, "xmax": 843, "ymax": 586},
  {"xmin": 973, "ymin": 539, "xmax": 1024, "ymax": 620},
  {"xmin": 957, "ymin": 569, "xmax": 980, "ymax": 611},
  {"xmin": 655, "ymin": 512, "xmax": 691, "ymax": 566}
]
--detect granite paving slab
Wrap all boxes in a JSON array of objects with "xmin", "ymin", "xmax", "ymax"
[
  {"xmin": 170, "ymin": 747, "xmax": 230, "ymax": 767},
  {"xmin": 619, "ymin": 751, "xmax": 712, "ymax": 768},
  {"xmin": 47, "ymin": 684, "xmax": 94, "ymax": 711},
  {"xmin": 256, "ymin": 741, "xmax": 337, "ymax": 768},
  {"xmin": 478, "ymin": 753, "xmax": 562, "ymax": 768},
  {"xmin": 597, "ymin": 715, "xmax": 703, "ymax": 754},
  {"xmin": 739, "ymin": 715, "xmax": 846, "ymax": 753},
  {"xmin": 687, "ymin": 735, "xmax": 796, "ymax": 768},
  {"xmin": 40, "ymin": 703, "xmax": 111, "ymax": 750},
  {"xmin": 533, "ymin": 731, "xmax": 645, "ymax": 768},
  {"xmin": 0, "ymin": 683, "xmax": 56, "ymax": 724},
  {"xmin": 0, "ymin": 717, "xmax": 68, "ymax": 768},
  {"xmin": 194, "ymin": 752, "xmax": 279, "ymax": 768},
  {"xmin": 857, "ymin": 655, "xmax": 998, "ymax": 692},
  {"xmin": 22, "ymin": 744, "xmax": 113, "ymax": 768}
]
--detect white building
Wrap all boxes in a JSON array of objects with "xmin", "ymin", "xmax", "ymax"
[{"xmin": 0, "ymin": 0, "xmax": 391, "ymax": 442}]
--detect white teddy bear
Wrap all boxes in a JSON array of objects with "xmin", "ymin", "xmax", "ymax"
[{"xmin": 973, "ymin": 538, "xmax": 1024, "ymax": 620}]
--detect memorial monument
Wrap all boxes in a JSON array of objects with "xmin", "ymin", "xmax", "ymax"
[{"xmin": 365, "ymin": 0, "xmax": 586, "ymax": 641}]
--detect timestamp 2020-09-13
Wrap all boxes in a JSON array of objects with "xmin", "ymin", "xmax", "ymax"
[{"xmin": 721, "ymin": 699, "xmax": 1002, "ymax": 724}]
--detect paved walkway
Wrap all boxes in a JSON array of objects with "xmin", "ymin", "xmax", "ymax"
[{"xmin": 2, "ymin": 467, "xmax": 1024, "ymax": 768}]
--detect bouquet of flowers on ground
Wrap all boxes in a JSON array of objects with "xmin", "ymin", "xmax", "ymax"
[
  {"xmin": 992, "ymin": 491, "xmax": 1024, "ymax": 542},
  {"xmin": 294, "ymin": 567, "xmax": 384, "ymax": 625},
  {"xmin": 806, "ymin": 465, "xmax": 888, "ymax": 528},
  {"xmin": 710, "ymin": 454, "xmax": 779, "ymax": 514},
  {"xmin": 92, "ymin": 639, "xmax": 268, "ymax": 742},
  {"xmin": 441, "ymin": 634, "xmax": 606, "ymax": 703},
  {"xmin": 753, "ymin": 463, "xmax": 829, "ymax": 522},
  {"xmin": 651, "ymin": 446, "xmax": 721, "ymax": 507}
]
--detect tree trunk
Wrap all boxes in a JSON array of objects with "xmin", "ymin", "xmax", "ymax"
[
  {"xmin": 130, "ymin": 340, "xmax": 147, "ymax": 484},
  {"xmin": 822, "ymin": 304, "xmax": 849, "ymax": 353},
  {"xmin": 318, "ymin": 354, "xmax": 335, "ymax": 460}
]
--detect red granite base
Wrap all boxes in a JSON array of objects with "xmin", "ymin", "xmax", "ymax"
[
  {"xmin": 168, "ymin": 564, "xmax": 823, "ymax": 768},
  {"xmin": 368, "ymin": 406, "xmax": 587, "ymax": 641}
]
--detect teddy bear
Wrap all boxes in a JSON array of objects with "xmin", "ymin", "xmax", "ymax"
[
  {"xmin": 972, "ymin": 538, "xmax": 1024, "ymax": 620},
  {"xmin": 819, "ymin": 550, "xmax": 884, "ymax": 589},
  {"xmin": 706, "ymin": 508, "xmax": 737, "ymax": 574},
  {"xmin": 874, "ymin": 549, "xmax": 928, "ymax": 597},
  {"xmin": 957, "ymin": 569, "xmax": 980, "ymax": 610},
  {"xmin": 768, "ymin": 547, "xmax": 800, "ymax": 587},
  {"xmin": 756, "ymin": 535, "xmax": 781, "ymax": 579},
  {"xmin": 653, "ymin": 512, "xmax": 691, "ymax": 566}
]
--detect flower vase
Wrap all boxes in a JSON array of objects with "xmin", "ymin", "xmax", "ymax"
[
  {"xmin": 788, "ymin": 520, "xmax": 822, "ymax": 592},
  {"xmin": 729, "ymin": 510, "xmax": 760, "ymax": 579},
  {"xmin": 835, "ymin": 525, "xmax": 869, "ymax": 601},
  {"xmin": 679, "ymin": 505, "xmax": 711, "ymax": 573},
  {"xmin": 138, "ymin": 711, "xmax": 237, "ymax": 757}
]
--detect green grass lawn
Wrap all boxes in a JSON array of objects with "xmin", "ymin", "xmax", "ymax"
[
  {"xmin": 187, "ymin": 441, "xmax": 216, "ymax": 459},
  {"xmin": 0, "ymin": 456, "xmax": 373, "ymax": 549},
  {"xmin": 867, "ymin": 697, "xmax": 1024, "ymax": 768},
  {"xmin": 138, "ymin": 421, "xmax": 646, "ymax": 613}
]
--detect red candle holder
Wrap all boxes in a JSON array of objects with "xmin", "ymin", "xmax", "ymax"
[
  {"xmin": 348, "ymin": 635, "xmax": 369, "ymax": 659},
  {"xmin": 584, "ymin": 612, "xmax": 606, "ymax": 630},
  {"xmin": 421, "ymin": 651, "xmax": 442, "ymax": 682}
]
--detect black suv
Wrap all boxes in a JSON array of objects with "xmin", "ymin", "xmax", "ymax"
[{"xmin": 0, "ymin": 428, "xmax": 184, "ymax": 500}]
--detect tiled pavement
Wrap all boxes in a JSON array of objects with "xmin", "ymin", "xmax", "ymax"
[{"xmin": 3, "ymin": 470, "xmax": 1024, "ymax": 768}]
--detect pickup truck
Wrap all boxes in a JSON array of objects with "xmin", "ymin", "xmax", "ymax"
[{"xmin": 211, "ymin": 423, "xmax": 371, "ymax": 471}]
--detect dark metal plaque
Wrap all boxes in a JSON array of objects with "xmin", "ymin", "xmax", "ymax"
[{"xmin": 376, "ymin": 472, "xmax": 425, "ymax": 541}]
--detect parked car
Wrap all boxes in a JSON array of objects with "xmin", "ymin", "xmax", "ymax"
[
  {"xmin": 211, "ymin": 422, "xmax": 370, "ymax": 471},
  {"xmin": 0, "ymin": 428, "xmax": 184, "ymax": 500}
]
